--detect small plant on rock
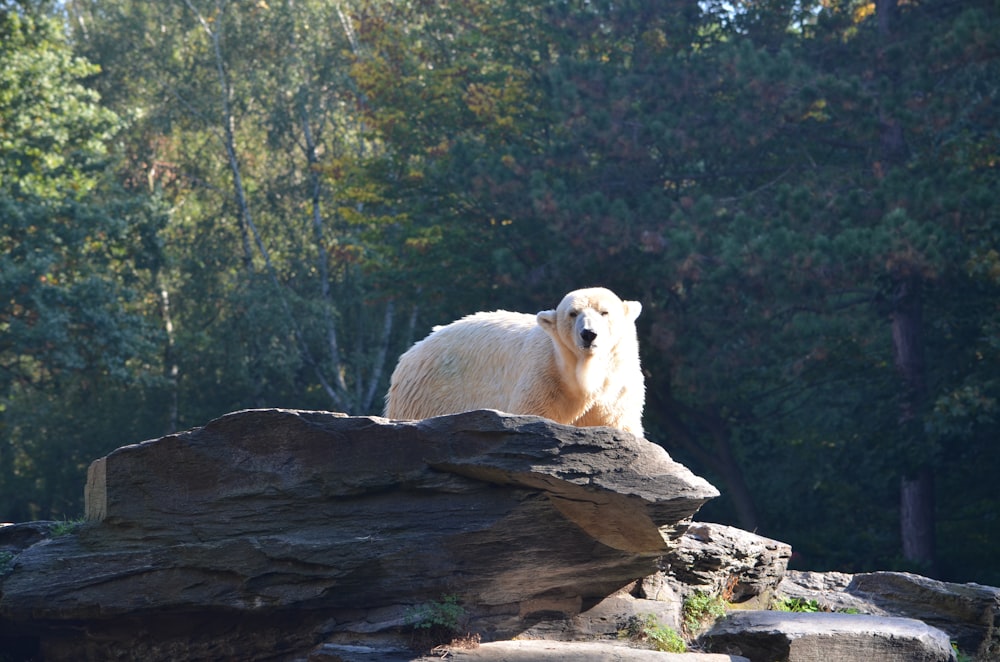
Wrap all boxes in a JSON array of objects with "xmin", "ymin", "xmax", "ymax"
[
  {"xmin": 951, "ymin": 641, "xmax": 973, "ymax": 662},
  {"xmin": 618, "ymin": 613, "xmax": 686, "ymax": 653},
  {"xmin": 770, "ymin": 596, "xmax": 863, "ymax": 614},
  {"xmin": 773, "ymin": 596, "xmax": 822, "ymax": 613},
  {"xmin": 405, "ymin": 594, "xmax": 468, "ymax": 649},
  {"xmin": 683, "ymin": 590, "xmax": 728, "ymax": 637},
  {"xmin": 50, "ymin": 518, "xmax": 84, "ymax": 537},
  {"xmin": 407, "ymin": 594, "xmax": 464, "ymax": 632}
]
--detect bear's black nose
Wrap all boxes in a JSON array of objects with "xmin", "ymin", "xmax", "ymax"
[{"xmin": 580, "ymin": 329, "xmax": 597, "ymax": 345}]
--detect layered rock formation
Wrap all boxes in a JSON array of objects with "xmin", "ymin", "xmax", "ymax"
[
  {"xmin": 0, "ymin": 408, "xmax": 719, "ymax": 660},
  {"xmin": 700, "ymin": 611, "xmax": 956, "ymax": 662},
  {"xmin": 777, "ymin": 569, "xmax": 1000, "ymax": 660},
  {"xmin": 1, "ymin": 407, "xmax": 993, "ymax": 661}
]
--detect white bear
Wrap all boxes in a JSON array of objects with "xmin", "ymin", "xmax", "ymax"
[{"xmin": 384, "ymin": 287, "xmax": 645, "ymax": 436}]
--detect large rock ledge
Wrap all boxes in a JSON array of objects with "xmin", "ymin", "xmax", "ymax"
[
  {"xmin": 0, "ymin": 408, "xmax": 719, "ymax": 661},
  {"xmin": 2, "ymin": 408, "xmax": 995, "ymax": 661}
]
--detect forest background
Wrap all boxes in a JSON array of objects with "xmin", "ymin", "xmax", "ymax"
[{"xmin": 2, "ymin": 0, "xmax": 998, "ymax": 585}]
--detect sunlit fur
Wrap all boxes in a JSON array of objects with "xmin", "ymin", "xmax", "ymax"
[{"xmin": 384, "ymin": 287, "xmax": 645, "ymax": 436}]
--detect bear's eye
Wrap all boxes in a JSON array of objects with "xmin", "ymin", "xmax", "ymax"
[
  {"xmin": 600, "ymin": 310, "xmax": 609, "ymax": 316},
  {"xmin": 568, "ymin": 311, "xmax": 578, "ymax": 318}
]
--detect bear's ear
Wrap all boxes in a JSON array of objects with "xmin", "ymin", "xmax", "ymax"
[
  {"xmin": 624, "ymin": 300, "xmax": 642, "ymax": 322},
  {"xmin": 537, "ymin": 309, "xmax": 557, "ymax": 334}
]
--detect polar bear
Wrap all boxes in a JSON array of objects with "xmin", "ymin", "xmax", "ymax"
[{"xmin": 384, "ymin": 287, "xmax": 644, "ymax": 436}]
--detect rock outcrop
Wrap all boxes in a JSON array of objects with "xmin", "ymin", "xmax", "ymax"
[
  {"xmin": 503, "ymin": 522, "xmax": 792, "ymax": 643},
  {"xmin": 406, "ymin": 640, "xmax": 743, "ymax": 661},
  {"xmin": 699, "ymin": 611, "xmax": 956, "ymax": 662},
  {"xmin": 1, "ymin": 407, "xmax": 996, "ymax": 662},
  {"xmin": 0, "ymin": 408, "xmax": 719, "ymax": 661},
  {"xmin": 778, "ymin": 569, "xmax": 1000, "ymax": 660},
  {"xmin": 659, "ymin": 522, "xmax": 792, "ymax": 606}
]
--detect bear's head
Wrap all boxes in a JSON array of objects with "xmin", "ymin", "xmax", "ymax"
[{"xmin": 536, "ymin": 287, "xmax": 642, "ymax": 357}]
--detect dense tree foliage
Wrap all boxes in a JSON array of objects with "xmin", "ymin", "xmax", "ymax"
[
  {"xmin": 2, "ymin": 0, "xmax": 998, "ymax": 586},
  {"xmin": 0, "ymin": 1, "xmax": 168, "ymax": 519}
]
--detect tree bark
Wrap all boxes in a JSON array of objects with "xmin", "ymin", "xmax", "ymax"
[
  {"xmin": 876, "ymin": 0, "xmax": 935, "ymax": 573},
  {"xmin": 900, "ymin": 467, "xmax": 935, "ymax": 567},
  {"xmin": 159, "ymin": 285, "xmax": 179, "ymax": 435},
  {"xmin": 187, "ymin": 0, "xmax": 255, "ymax": 273},
  {"xmin": 890, "ymin": 278, "xmax": 925, "ymax": 420},
  {"xmin": 891, "ymin": 277, "xmax": 936, "ymax": 571},
  {"xmin": 300, "ymin": 102, "xmax": 349, "ymax": 403}
]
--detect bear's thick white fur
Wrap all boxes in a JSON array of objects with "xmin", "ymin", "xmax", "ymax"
[{"xmin": 384, "ymin": 287, "xmax": 645, "ymax": 436}]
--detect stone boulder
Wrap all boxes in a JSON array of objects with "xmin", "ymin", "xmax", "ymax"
[
  {"xmin": 407, "ymin": 640, "xmax": 748, "ymax": 661},
  {"xmin": 699, "ymin": 611, "xmax": 956, "ymax": 662},
  {"xmin": 512, "ymin": 523, "xmax": 793, "ymax": 643},
  {"xmin": 0, "ymin": 408, "xmax": 719, "ymax": 661},
  {"xmin": 308, "ymin": 639, "xmax": 750, "ymax": 662},
  {"xmin": 657, "ymin": 522, "xmax": 792, "ymax": 606},
  {"xmin": 778, "ymin": 569, "xmax": 1000, "ymax": 660}
]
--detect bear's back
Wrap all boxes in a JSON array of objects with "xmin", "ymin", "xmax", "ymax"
[{"xmin": 384, "ymin": 310, "xmax": 552, "ymax": 420}]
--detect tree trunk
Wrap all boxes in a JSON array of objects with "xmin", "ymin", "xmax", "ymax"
[
  {"xmin": 876, "ymin": 0, "xmax": 935, "ymax": 573},
  {"xmin": 900, "ymin": 467, "xmax": 935, "ymax": 568},
  {"xmin": 890, "ymin": 278, "xmax": 925, "ymax": 419},
  {"xmin": 300, "ymin": 102, "xmax": 349, "ymax": 405},
  {"xmin": 891, "ymin": 277, "xmax": 936, "ymax": 572},
  {"xmin": 159, "ymin": 285, "xmax": 179, "ymax": 435}
]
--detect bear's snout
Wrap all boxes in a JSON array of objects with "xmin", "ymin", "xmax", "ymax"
[{"xmin": 580, "ymin": 328, "xmax": 598, "ymax": 347}]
